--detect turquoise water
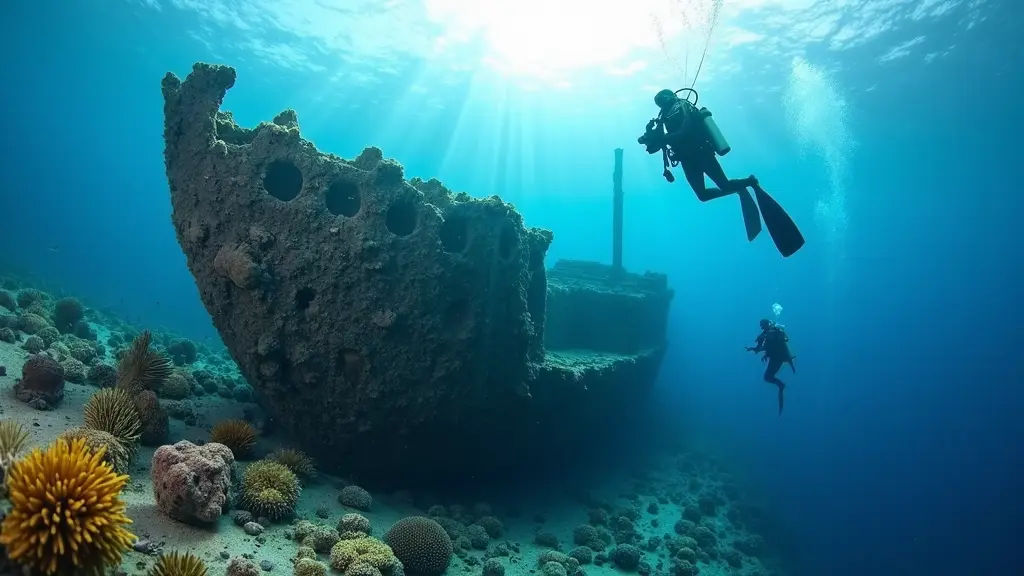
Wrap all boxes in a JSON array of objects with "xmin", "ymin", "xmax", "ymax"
[{"xmin": 0, "ymin": 1, "xmax": 1019, "ymax": 575}]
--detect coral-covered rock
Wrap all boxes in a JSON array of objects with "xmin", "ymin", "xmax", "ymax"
[
  {"xmin": 60, "ymin": 357, "xmax": 86, "ymax": 383},
  {"xmin": 15, "ymin": 289, "xmax": 43, "ymax": 309},
  {"xmin": 53, "ymin": 297, "xmax": 84, "ymax": 333},
  {"xmin": 161, "ymin": 63, "xmax": 552, "ymax": 485},
  {"xmin": 17, "ymin": 313, "xmax": 49, "ymax": 334},
  {"xmin": 135, "ymin": 390, "xmax": 170, "ymax": 446},
  {"xmin": 167, "ymin": 338, "xmax": 198, "ymax": 365},
  {"xmin": 610, "ymin": 544, "xmax": 642, "ymax": 571},
  {"xmin": 227, "ymin": 557, "xmax": 261, "ymax": 576},
  {"xmin": 37, "ymin": 326, "xmax": 59, "ymax": 348},
  {"xmin": 151, "ymin": 440, "xmax": 234, "ymax": 523},
  {"xmin": 159, "ymin": 370, "xmax": 192, "ymax": 399},
  {"xmin": 0, "ymin": 290, "xmax": 15, "ymax": 311},
  {"xmin": 21, "ymin": 335, "xmax": 44, "ymax": 353},
  {"xmin": 339, "ymin": 513, "xmax": 372, "ymax": 535},
  {"xmin": 339, "ymin": 485, "xmax": 372, "ymax": 511},
  {"xmin": 66, "ymin": 338, "xmax": 97, "ymax": 364},
  {"xmin": 13, "ymin": 354, "xmax": 65, "ymax": 408},
  {"xmin": 87, "ymin": 363, "xmax": 117, "ymax": 387}
]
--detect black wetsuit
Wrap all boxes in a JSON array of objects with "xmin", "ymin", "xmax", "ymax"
[
  {"xmin": 752, "ymin": 326, "xmax": 796, "ymax": 415},
  {"xmin": 661, "ymin": 99, "xmax": 754, "ymax": 201}
]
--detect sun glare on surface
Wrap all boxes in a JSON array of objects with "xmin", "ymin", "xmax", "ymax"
[{"xmin": 425, "ymin": 0, "xmax": 707, "ymax": 77}]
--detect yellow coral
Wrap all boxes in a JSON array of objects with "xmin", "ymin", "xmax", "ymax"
[
  {"xmin": 0, "ymin": 419, "xmax": 29, "ymax": 461},
  {"xmin": 0, "ymin": 419, "xmax": 29, "ymax": 470},
  {"xmin": 294, "ymin": 558, "xmax": 328, "ymax": 576},
  {"xmin": 296, "ymin": 546, "xmax": 317, "ymax": 560},
  {"xmin": 240, "ymin": 460, "xmax": 300, "ymax": 520},
  {"xmin": 329, "ymin": 535, "xmax": 400, "ymax": 575},
  {"xmin": 0, "ymin": 437, "xmax": 134, "ymax": 575},
  {"xmin": 0, "ymin": 419, "xmax": 30, "ymax": 498},
  {"xmin": 149, "ymin": 550, "xmax": 208, "ymax": 576}
]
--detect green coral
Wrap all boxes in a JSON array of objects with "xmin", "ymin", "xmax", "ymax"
[
  {"xmin": 294, "ymin": 558, "xmax": 327, "ymax": 576},
  {"xmin": 240, "ymin": 460, "xmax": 301, "ymax": 521},
  {"xmin": 328, "ymin": 535, "xmax": 401, "ymax": 576},
  {"xmin": 37, "ymin": 326, "xmax": 60, "ymax": 347},
  {"xmin": 294, "ymin": 520, "xmax": 340, "ymax": 552}
]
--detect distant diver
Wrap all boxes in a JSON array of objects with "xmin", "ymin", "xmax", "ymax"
[
  {"xmin": 637, "ymin": 88, "xmax": 805, "ymax": 258},
  {"xmin": 745, "ymin": 318, "xmax": 796, "ymax": 415}
]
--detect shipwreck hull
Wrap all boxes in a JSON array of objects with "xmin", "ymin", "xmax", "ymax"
[{"xmin": 161, "ymin": 63, "xmax": 673, "ymax": 488}]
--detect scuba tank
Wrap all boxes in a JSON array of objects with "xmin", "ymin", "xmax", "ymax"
[
  {"xmin": 666, "ymin": 88, "xmax": 732, "ymax": 157},
  {"xmin": 699, "ymin": 107, "xmax": 731, "ymax": 156}
]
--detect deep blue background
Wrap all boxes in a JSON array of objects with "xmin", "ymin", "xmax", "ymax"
[{"xmin": 1, "ymin": 1, "xmax": 1020, "ymax": 575}]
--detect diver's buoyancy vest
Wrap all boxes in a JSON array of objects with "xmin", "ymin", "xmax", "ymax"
[{"xmin": 765, "ymin": 327, "xmax": 792, "ymax": 359}]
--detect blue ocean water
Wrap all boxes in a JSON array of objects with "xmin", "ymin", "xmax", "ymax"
[{"xmin": 0, "ymin": 0, "xmax": 1019, "ymax": 575}]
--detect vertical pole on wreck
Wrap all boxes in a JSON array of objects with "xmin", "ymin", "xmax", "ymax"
[{"xmin": 612, "ymin": 148, "xmax": 624, "ymax": 273}]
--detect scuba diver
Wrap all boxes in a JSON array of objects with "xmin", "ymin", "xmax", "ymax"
[
  {"xmin": 745, "ymin": 318, "xmax": 796, "ymax": 415},
  {"xmin": 637, "ymin": 88, "xmax": 806, "ymax": 258}
]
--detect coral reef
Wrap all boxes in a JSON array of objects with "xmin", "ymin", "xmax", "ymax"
[{"xmin": 151, "ymin": 441, "xmax": 235, "ymax": 523}]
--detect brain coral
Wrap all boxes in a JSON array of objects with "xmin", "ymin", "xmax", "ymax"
[
  {"xmin": 328, "ymin": 535, "xmax": 401, "ymax": 576},
  {"xmin": 56, "ymin": 427, "xmax": 132, "ymax": 475},
  {"xmin": 383, "ymin": 517, "xmax": 453, "ymax": 576},
  {"xmin": 339, "ymin": 485, "xmax": 372, "ymax": 511}
]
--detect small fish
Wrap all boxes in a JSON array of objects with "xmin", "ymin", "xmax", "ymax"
[{"xmin": 46, "ymin": 246, "xmax": 59, "ymax": 253}]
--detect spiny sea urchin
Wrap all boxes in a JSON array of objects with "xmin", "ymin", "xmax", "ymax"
[
  {"xmin": 240, "ymin": 459, "xmax": 301, "ymax": 521},
  {"xmin": 149, "ymin": 550, "xmax": 208, "ymax": 576},
  {"xmin": 0, "ymin": 437, "xmax": 134, "ymax": 576},
  {"xmin": 210, "ymin": 418, "xmax": 258, "ymax": 457},
  {"xmin": 83, "ymin": 387, "xmax": 142, "ymax": 451},
  {"xmin": 267, "ymin": 447, "xmax": 316, "ymax": 478}
]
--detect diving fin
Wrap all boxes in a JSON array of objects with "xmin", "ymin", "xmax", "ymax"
[
  {"xmin": 777, "ymin": 383, "xmax": 786, "ymax": 416},
  {"xmin": 738, "ymin": 187, "xmax": 762, "ymax": 241},
  {"xmin": 751, "ymin": 182, "xmax": 805, "ymax": 258}
]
